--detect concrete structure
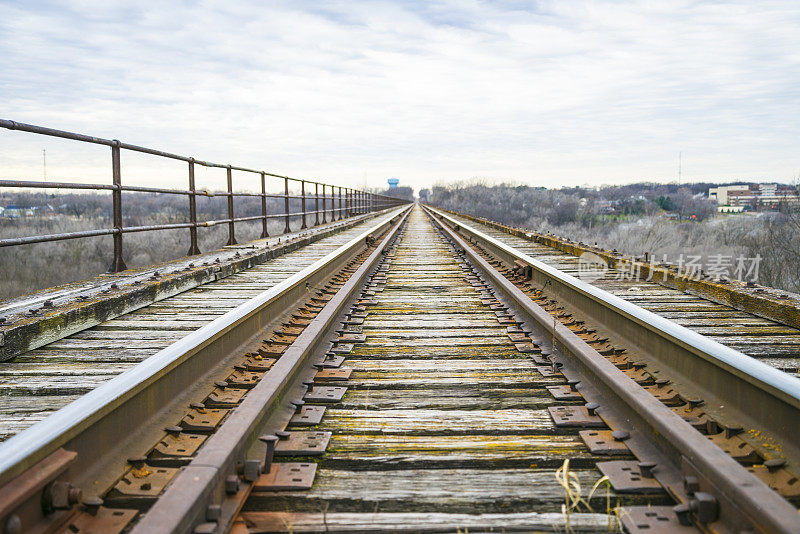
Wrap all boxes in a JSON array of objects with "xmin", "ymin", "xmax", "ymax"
[{"xmin": 709, "ymin": 183, "xmax": 799, "ymax": 209}]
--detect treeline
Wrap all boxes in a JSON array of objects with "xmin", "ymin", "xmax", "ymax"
[{"xmin": 426, "ymin": 181, "xmax": 717, "ymax": 228}]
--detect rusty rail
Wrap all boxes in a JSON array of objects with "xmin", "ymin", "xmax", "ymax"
[{"xmin": 0, "ymin": 119, "xmax": 409, "ymax": 271}]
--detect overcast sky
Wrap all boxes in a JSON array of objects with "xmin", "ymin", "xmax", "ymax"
[{"xmin": 1, "ymin": 0, "xmax": 799, "ymax": 192}]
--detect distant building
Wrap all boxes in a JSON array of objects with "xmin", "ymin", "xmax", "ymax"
[
  {"xmin": 708, "ymin": 183, "xmax": 799, "ymax": 209},
  {"xmin": 2, "ymin": 205, "xmax": 36, "ymax": 218},
  {"xmin": 387, "ymin": 178, "xmax": 399, "ymax": 189}
]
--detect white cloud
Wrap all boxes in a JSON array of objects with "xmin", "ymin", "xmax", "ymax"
[{"xmin": 0, "ymin": 0, "xmax": 798, "ymax": 192}]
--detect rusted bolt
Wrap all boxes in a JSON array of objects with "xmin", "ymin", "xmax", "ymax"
[
  {"xmin": 585, "ymin": 402, "xmax": 600, "ymax": 416},
  {"xmin": 215, "ymin": 381, "xmax": 228, "ymax": 389},
  {"xmin": 638, "ymin": 461, "xmax": 656, "ymax": 478},
  {"xmin": 127, "ymin": 457, "xmax": 147, "ymax": 469},
  {"xmin": 43, "ymin": 300, "xmax": 54, "ymax": 308},
  {"xmin": 705, "ymin": 420, "xmax": 719, "ymax": 435},
  {"xmin": 276, "ymin": 430, "xmax": 291, "ymax": 439},
  {"xmin": 684, "ymin": 475, "xmax": 700, "ymax": 495},
  {"xmin": 206, "ymin": 504, "xmax": 222, "ymax": 521},
  {"xmin": 110, "ymin": 283, "xmax": 118, "ymax": 289},
  {"xmin": 0, "ymin": 317, "xmax": 5, "ymax": 324},
  {"xmin": 42, "ymin": 481, "xmax": 82, "ymax": 513},
  {"xmin": 243, "ymin": 459, "xmax": 262, "ymax": 482},
  {"xmin": 567, "ymin": 380, "xmax": 580, "ymax": 391},
  {"xmin": 611, "ymin": 430, "xmax": 630, "ymax": 441},
  {"xmin": 225, "ymin": 475, "xmax": 240, "ymax": 495},
  {"xmin": 165, "ymin": 426, "xmax": 183, "ymax": 436},
  {"xmin": 291, "ymin": 399, "xmax": 305, "ymax": 408},
  {"xmin": 258, "ymin": 434, "xmax": 279, "ymax": 474},
  {"xmin": 687, "ymin": 398, "xmax": 705, "ymax": 409},
  {"xmin": 724, "ymin": 425, "xmax": 743, "ymax": 438},
  {"xmin": 765, "ymin": 458, "xmax": 786, "ymax": 472},
  {"xmin": 81, "ymin": 497, "xmax": 103, "ymax": 516},
  {"xmin": 190, "ymin": 402, "xmax": 206, "ymax": 413},
  {"xmin": 188, "ymin": 263, "xmax": 195, "ymax": 268},
  {"xmin": 3, "ymin": 514, "xmax": 21, "ymax": 534},
  {"xmin": 655, "ymin": 378, "xmax": 670, "ymax": 386}
]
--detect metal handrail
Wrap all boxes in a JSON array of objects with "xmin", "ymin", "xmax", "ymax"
[{"xmin": 0, "ymin": 119, "xmax": 409, "ymax": 271}]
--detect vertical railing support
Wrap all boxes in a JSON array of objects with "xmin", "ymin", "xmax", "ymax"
[
  {"xmin": 108, "ymin": 140, "xmax": 127, "ymax": 272},
  {"xmin": 345, "ymin": 188, "xmax": 350, "ymax": 217},
  {"xmin": 322, "ymin": 184, "xmax": 327, "ymax": 224},
  {"xmin": 314, "ymin": 183, "xmax": 320, "ymax": 226},
  {"xmin": 226, "ymin": 165, "xmax": 237, "ymax": 245},
  {"xmin": 283, "ymin": 177, "xmax": 291, "ymax": 234},
  {"xmin": 300, "ymin": 180, "xmax": 307, "ymax": 229},
  {"xmin": 338, "ymin": 186, "xmax": 342, "ymax": 220},
  {"xmin": 187, "ymin": 158, "xmax": 201, "ymax": 255},
  {"xmin": 260, "ymin": 172, "xmax": 269, "ymax": 238}
]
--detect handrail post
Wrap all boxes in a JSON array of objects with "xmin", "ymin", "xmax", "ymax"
[
  {"xmin": 314, "ymin": 183, "xmax": 319, "ymax": 226},
  {"xmin": 283, "ymin": 176, "xmax": 291, "ymax": 234},
  {"xmin": 321, "ymin": 184, "xmax": 327, "ymax": 224},
  {"xmin": 345, "ymin": 188, "xmax": 350, "ymax": 217},
  {"xmin": 338, "ymin": 186, "xmax": 342, "ymax": 220},
  {"xmin": 226, "ymin": 165, "xmax": 237, "ymax": 245},
  {"xmin": 260, "ymin": 172, "xmax": 269, "ymax": 238},
  {"xmin": 187, "ymin": 158, "xmax": 200, "ymax": 255},
  {"xmin": 300, "ymin": 180, "xmax": 307, "ymax": 229},
  {"xmin": 108, "ymin": 140, "xmax": 127, "ymax": 272}
]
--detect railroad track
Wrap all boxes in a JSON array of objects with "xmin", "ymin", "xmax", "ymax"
[{"xmin": 0, "ymin": 204, "xmax": 799, "ymax": 533}]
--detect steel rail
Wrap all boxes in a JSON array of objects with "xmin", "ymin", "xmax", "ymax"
[
  {"xmin": 426, "ymin": 206, "xmax": 800, "ymax": 460},
  {"xmin": 134, "ymin": 203, "xmax": 412, "ymax": 534},
  {"xmin": 0, "ymin": 205, "xmax": 411, "ymax": 531},
  {"xmin": 425, "ymin": 205, "xmax": 800, "ymax": 534}
]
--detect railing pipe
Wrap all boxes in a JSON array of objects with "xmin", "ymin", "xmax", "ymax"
[
  {"xmin": 314, "ymin": 183, "xmax": 320, "ymax": 226},
  {"xmin": 300, "ymin": 181, "xmax": 307, "ymax": 229},
  {"xmin": 226, "ymin": 165, "xmax": 237, "ymax": 245},
  {"xmin": 260, "ymin": 172, "xmax": 269, "ymax": 238},
  {"xmin": 283, "ymin": 177, "xmax": 291, "ymax": 234},
  {"xmin": 187, "ymin": 159, "xmax": 200, "ymax": 255},
  {"xmin": 109, "ymin": 141, "xmax": 127, "ymax": 272}
]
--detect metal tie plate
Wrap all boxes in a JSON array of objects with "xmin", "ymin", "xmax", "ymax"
[
  {"xmin": 579, "ymin": 430, "xmax": 630, "ymax": 455},
  {"xmin": 259, "ymin": 343, "xmax": 288, "ymax": 357},
  {"xmin": 253, "ymin": 463, "xmax": 318, "ymax": 492},
  {"xmin": 515, "ymin": 342, "xmax": 539, "ymax": 353},
  {"xmin": 269, "ymin": 333, "xmax": 298, "ymax": 344},
  {"xmin": 274, "ymin": 431, "xmax": 332, "ymax": 456},
  {"xmin": 150, "ymin": 431, "xmax": 206, "ymax": 460},
  {"xmin": 315, "ymin": 368, "xmax": 352, "ymax": 381},
  {"xmin": 546, "ymin": 384, "xmax": 583, "ymax": 401},
  {"xmin": 597, "ymin": 461, "xmax": 665, "ymax": 494},
  {"xmin": 289, "ymin": 405, "xmax": 327, "ymax": 426},
  {"xmin": 226, "ymin": 369, "xmax": 265, "ymax": 389},
  {"xmin": 180, "ymin": 407, "xmax": 227, "ymax": 433},
  {"xmin": 706, "ymin": 432, "xmax": 762, "ymax": 464},
  {"xmin": 619, "ymin": 506, "xmax": 696, "ymax": 533},
  {"xmin": 242, "ymin": 356, "xmax": 275, "ymax": 372},
  {"xmin": 106, "ymin": 466, "xmax": 179, "ymax": 505},
  {"xmin": 304, "ymin": 386, "xmax": 348, "ymax": 403},
  {"xmin": 57, "ymin": 506, "xmax": 138, "ymax": 534},
  {"xmin": 534, "ymin": 365, "xmax": 562, "ymax": 377},
  {"xmin": 336, "ymin": 333, "xmax": 367, "ymax": 343},
  {"xmin": 319, "ymin": 354, "xmax": 346, "ymax": 368},
  {"xmin": 205, "ymin": 385, "xmax": 247, "ymax": 407},
  {"xmin": 330, "ymin": 344, "xmax": 354, "ymax": 354},
  {"xmin": 548, "ymin": 406, "xmax": 605, "ymax": 428},
  {"xmin": 746, "ymin": 463, "xmax": 800, "ymax": 497},
  {"xmin": 344, "ymin": 316, "xmax": 365, "ymax": 325},
  {"xmin": 642, "ymin": 383, "xmax": 683, "ymax": 405}
]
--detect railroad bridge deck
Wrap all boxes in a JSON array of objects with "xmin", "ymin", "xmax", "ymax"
[{"xmin": 0, "ymin": 204, "xmax": 799, "ymax": 534}]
